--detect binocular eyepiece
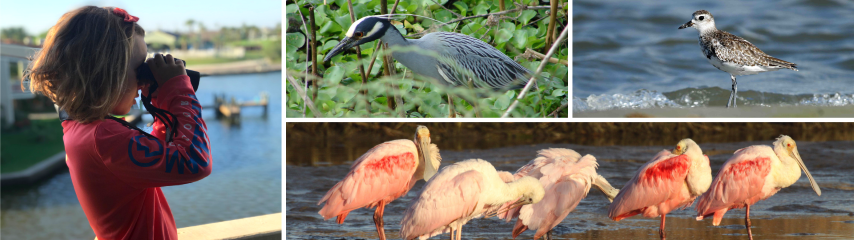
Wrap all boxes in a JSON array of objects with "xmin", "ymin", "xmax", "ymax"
[{"xmin": 136, "ymin": 59, "xmax": 202, "ymax": 91}]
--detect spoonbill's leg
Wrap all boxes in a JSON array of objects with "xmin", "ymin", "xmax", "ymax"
[
  {"xmin": 746, "ymin": 205, "xmax": 754, "ymax": 240},
  {"xmin": 659, "ymin": 214, "xmax": 667, "ymax": 239},
  {"xmin": 372, "ymin": 201, "xmax": 387, "ymax": 240}
]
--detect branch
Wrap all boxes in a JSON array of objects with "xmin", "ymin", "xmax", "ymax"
[
  {"xmin": 548, "ymin": 103, "xmax": 568, "ymax": 117},
  {"xmin": 435, "ymin": 4, "xmax": 555, "ymax": 29},
  {"xmin": 502, "ymin": 26, "xmax": 568, "ymax": 118},
  {"xmin": 286, "ymin": 72, "xmax": 321, "ymax": 118},
  {"xmin": 347, "ymin": 0, "xmax": 372, "ymax": 114},
  {"xmin": 520, "ymin": 48, "xmax": 568, "ymax": 66}
]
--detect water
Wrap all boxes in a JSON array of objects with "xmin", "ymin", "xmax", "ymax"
[
  {"xmin": 573, "ymin": 0, "xmax": 854, "ymax": 112},
  {"xmin": 1, "ymin": 72, "xmax": 283, "ymax": 239},
  {"xmin": 286, "ymin": 137, "xmax": 854, "ymax": 239}
]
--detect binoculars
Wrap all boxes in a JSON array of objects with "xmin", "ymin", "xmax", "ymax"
[{"xmin": 136, "ymin": 59, "xmax": 202, "ymax": 91}]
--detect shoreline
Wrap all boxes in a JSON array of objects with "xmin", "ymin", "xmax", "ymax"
[{"xmin": 574, "ymin": 105, "xmax": 854, "ymax": 118}]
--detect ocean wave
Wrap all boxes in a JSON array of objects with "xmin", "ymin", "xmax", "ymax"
[{"xmin": 574, "ymin": 88, "xmax": 854, "ymax": 112}]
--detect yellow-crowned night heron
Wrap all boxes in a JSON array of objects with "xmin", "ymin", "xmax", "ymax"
[{"xmin": 324, "ymin": 16, "xmax": 534, "ymax": 90}]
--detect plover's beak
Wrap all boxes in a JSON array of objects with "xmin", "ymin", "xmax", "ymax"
[{"xmin": 679, "ymin": 20, "xmax": 693, "ymax": 29}]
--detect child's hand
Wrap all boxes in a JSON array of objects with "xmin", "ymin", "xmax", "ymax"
[{"xmin": 146, "ymin": 53, "xmax": 187, "ymax": 87}]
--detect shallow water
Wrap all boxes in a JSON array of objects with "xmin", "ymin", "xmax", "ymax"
[
  {"xmin": 1, "ymin": 72, "xmax": 282, "ymax": 239},
  {"xmin": 286, "ymin": 140, "xmax": 854, "ymax": 239},
  {"xmin": 572, "ymin": 0, "xmax": 854, "ymax": 112}
]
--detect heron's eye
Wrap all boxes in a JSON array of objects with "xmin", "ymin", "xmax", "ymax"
[
  {"xmin": 699, "ymin": 16, "xmax": 705, "ymax": 21},
  {"xmin": 355, "ymin": 32, "xmax": 364, "ymax": 38}
]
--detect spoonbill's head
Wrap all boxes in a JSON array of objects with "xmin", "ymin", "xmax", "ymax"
[
  {"xmin": 679, "ymin": 10, "xmax": 716, "ymax": 33},
  {"xmin": 516, "ymin": 176, "xmax": 546, "ymax": 205},
  {"xmin": 415, "ymin": 125, "xmax": 440, "ymax": 181},
  {"xmin": 323, "ymin": 16, "xmax": 393, "ymax": 62},
  {"xmin": 672, "ymin": 138, "xmax": 702, "ymax": 156},
  {"xmin": 774, "ymin": 135, "xmax": 821, "ymax": 196}
]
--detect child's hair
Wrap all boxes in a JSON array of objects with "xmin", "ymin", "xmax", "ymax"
[{"xmin": 26, "ymin": 6, "xmax": 145, "ymax": 123}]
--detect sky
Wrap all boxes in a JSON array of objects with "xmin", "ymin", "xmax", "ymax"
[{"xmin": 0, "ymin": 0, "xmax": 282, "ymax": 35}]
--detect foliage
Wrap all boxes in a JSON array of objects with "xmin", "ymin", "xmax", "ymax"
[
  {"xmin": 285, "ymin": 0, "xmax": 568, "ymax": 117},
  {"xmin": 1, "ymin": 27, "xmax": 29, "ymax": 44}
]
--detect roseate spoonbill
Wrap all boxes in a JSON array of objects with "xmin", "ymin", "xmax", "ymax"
[
  {"xmin": 608, "ymin": 138, "xmax": 712, "ymax": 238},
  {"xmin": 399, "ymin": 159, "xmax": 546, "ymax": 240},
  {"xmin": 696, "ymin": 135, "xmax": 821, "ymax": 240},
  {"xmin": 318, "ymin": 125, "xmax": 441, "ymax": 240},
  {"xmin": 501, "ymin": 149, "xmax": 620, "ymax": 240}
]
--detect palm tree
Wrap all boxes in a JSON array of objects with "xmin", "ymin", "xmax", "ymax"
[{"xmin": 185, "ymin": 19, "xmax": 195, "ymax": 49}]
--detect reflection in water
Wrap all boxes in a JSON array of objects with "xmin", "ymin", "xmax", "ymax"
[{"xmin": 286, "ymin": 123, "xmax": 854, "ymax": 239}]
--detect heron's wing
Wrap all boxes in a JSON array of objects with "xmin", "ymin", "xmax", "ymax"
[{"xmin": 433, "ymin": 32, "xmax": 532, "ymax": 90}]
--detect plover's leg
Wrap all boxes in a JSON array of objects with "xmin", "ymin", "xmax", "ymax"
[
  {"xmin": 733, "ymin": 75, "xmax": 738, "ymax": 108},
  {"xmin": 727, "ymin": 75, "xmax": 738, "ymax": 108}
]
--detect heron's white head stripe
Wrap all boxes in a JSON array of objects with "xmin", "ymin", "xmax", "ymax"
[
  {"xmin": 346, "ymin": 16, "xmax": 372, "ymax": 37},
  {"xmin": 365, "ymin": 22, "xmax": 384, "ymax": 38}
]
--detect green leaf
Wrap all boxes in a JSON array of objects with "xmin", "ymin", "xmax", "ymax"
[
  {"xmin": 551, "ymin": 89, "xmax": 566, "ymax": 97},
  {"xmin": 452, "ymin": 1, "xmax": 469, "ymax": 14},
  {"xmin": 495, "ymin": 91, "xmax": 515, "ymax": 110},
  {"xmin": 473, "ymin": 5, "xmax": 489, "ymax": 15},
  {"xmin": 319, "ymin": 21, "xmax": 343, "ymax": 35},
  {"xmin": 512, "ymin": 30, "xmax": 528, "ymax": 49},
  {"xmin": 461, "ymin": 23, "xmax": 483, "ymax": 36},
  {"xmin": 318, "ymin": 87, "xmax": 338, "ymax": 101},
  {"xmin": 321, "ymin": 40, "xmax": 339, "ymax": 53},
  {"xmin": 325, "ymin": 66, "xmax": 345, "ymax": 85},
  {"xmin": 519, "ymin": 10, "xmax": 537, "ymax": 25},
  {"xmin": 286, "ymin": 4, "xmax": 300, "ymax": 14},
  {"xmin": 495, "ymin": 29, "xmax": 513, "ymax": 44},
  {"xmin": 286, "ymin": 32, "xmax": 306, "ymax": 49}
]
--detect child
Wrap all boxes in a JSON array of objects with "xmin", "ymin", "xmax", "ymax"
[{"xmin": 25, "ymin": 6, "xmax": 212, "ymax": 240}]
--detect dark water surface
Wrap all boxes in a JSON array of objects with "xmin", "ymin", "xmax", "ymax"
[
  {"xmin": 573, "ymin": 0, "xmax": 854, "ymax": 112},
  {"xmin": 1, "ymin": 72, "xmax": 282, "ymax": 239},
  {"xmin": 287, "ymin": 138, "xmax": 854, "ymax": 239}
]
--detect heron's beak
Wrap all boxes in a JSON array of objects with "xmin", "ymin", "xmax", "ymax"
[
  {"xmin": 679, "ymin": 20, "xmax": 693, "ymax": 29},
  {"xmin": 323, "ymin": 36, "xmax": 358, "ymax": 62},
  {"xmin": 791, "ymin": 148, "xmax": 821, "ymax": 196}
]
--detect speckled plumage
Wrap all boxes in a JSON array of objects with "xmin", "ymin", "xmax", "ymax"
[
  {"xmin": 680, "ymin": 10, "xmax": 798, "ymax": 108},
  {"xmin": 698, "ymin": 26, "xmax": 797, "ymax": 74}
]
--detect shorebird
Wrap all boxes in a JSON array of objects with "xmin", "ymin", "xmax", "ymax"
[
  {"xmin": 607, "ymin": 139, "xmax": 712, "ymax": 239},
  {"xmin": 317, "ymin": 126, "xmax": 441, "ymax": 240},
  {"xmin": 399, "ymin": 159, "xmax": 545, "ymax": 240},
  {"xmin": 696, "ymin": 135, "xmax": 821, "ymax": 240},
  {"xmin": 679, "ymin": 10, "xmax": 798, "ymax": 108}
]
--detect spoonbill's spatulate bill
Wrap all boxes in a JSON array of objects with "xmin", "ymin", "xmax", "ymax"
[
  {"xmin": 317, "ymin": 126, "xmax": 441, "ymax": 240},
  {"xmin": 696, "ymin": 135, "xmax": 821, "ymax": 240},
  {"xmin": 499, "ymin": 149, "xmax": 620, "ymax": 240}
]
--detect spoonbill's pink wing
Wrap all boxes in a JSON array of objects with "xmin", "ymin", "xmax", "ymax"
[
  {"xmin": 608, "ymin": 150, "xmax": 690, "ymax": 221},
  {"xmin": 696, "ymin": 146, "xmax": 772, "ymax": 225},
  {"xmin": 318, "ymin": 140, "xmax": 418, "ymax": 223},
  {"xmin": 400, "ymin": 170, "xmax": 485, "ymax": 240},
  {"xmin": 514, "ymin": 177, "xmax": 588, "ymax": 239}
]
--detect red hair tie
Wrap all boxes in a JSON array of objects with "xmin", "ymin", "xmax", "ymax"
[{"xmin": 113, "ymin": 7, "xmax": 139, "ymax": 23}]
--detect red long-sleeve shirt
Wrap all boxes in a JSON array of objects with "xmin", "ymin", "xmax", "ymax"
[{"xmin": 63, "ymin": 75, "xmax": 212, "ymax": 240}]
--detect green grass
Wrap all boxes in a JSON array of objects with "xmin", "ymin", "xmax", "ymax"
[{"xmin": 1, "ymin": 118, "xmax": 65, "ymax": 173}]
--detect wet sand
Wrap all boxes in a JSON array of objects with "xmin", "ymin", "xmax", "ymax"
[
  {"xmin": 574, "ymin": 106, "xmax": 854, "ymax": 118},
  {"xmin": 286, "ymin": 140, "xmax": 854, "ymax": 239}
]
